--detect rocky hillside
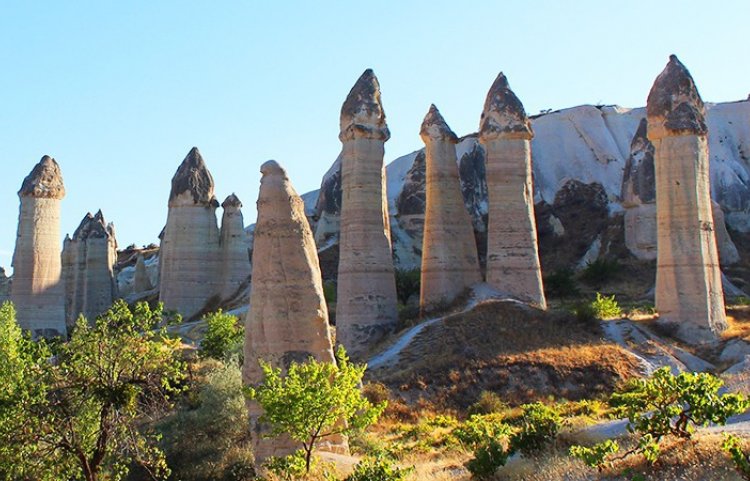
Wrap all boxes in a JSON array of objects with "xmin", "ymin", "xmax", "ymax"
[{"xmin": 304, "ymin": 100, "xmax": 750, "ymax": 290}]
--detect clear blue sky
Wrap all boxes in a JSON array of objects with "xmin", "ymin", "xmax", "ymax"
[{"xmin": 1, "ymin": 1, "xmax": 748, "ymax": 272}]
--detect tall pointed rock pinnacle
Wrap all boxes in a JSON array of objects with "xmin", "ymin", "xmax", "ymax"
[
  {"xmin": 219, "ymin": 192, "xmax": 251, "ymax": 299},
  {"xmin": 11, "ymin": 156, "xmax": 67, "ymax": 337},
  {"xmin": 159, "ymin": 147, "xmax": 222, "ymax": 318},
  {"xmin": 336, "ymin": 70, "xmax": 398, "ymax": 359},
  {"xmin": 419, "ymin": 104, "xmax": 481, "ymax": 311},
  {"xmin": 244, "ymin": 159, "xmax": 343, "ymax": 461},
  {"xmin": 169, "ymin": 147, "xmax": 216, "ymax": 205},
  {"xmin": 479, "ymin": 73, "xmax": 546, "ymax": 308},
  {"xmin": 647, "ymin": 55, "xmax": 726, "ymax": 343},
  {"xmin": 339, "ymin": 69, "xmax": 391, "ymax": 141},
  {"xmin": 480, "ymin": 73, "xmax": 533, "ymax": 141}
]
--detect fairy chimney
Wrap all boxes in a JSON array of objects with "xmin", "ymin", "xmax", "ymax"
[
  {"xmin": 133, "ymin": 253, "xmax": 153, "ymax": 293},
  {"xmin": 159, "ymin": 147, "xmax": 222, "ymax": 319},
  {"xmin": 647, "ymin": 55, "xmax": 727, "ymax": 342},
  {"xmin": 11, "ymin": 156, "xmax": 67, "ymax": 337},
  {"xmin": 219, "ymin": 194, "xmax": 251, "ymax": 299},
  {"xmin": 336, "ymin": 69, "xmax": 398, "ymax": 359},
  {"xmin": 62, "ymin": 211, "xmax": 118, "ymax": 327},
  {"xmin": 479, "ymin": 73, "xmax": 546, "ymax": 309},
  {"xmin": 419, "ymin": 105, "xmax": 482, "ymax": 311},
  {"xmin": 243, "ymin": 160, "xmax": 345, "ymax": 461}
]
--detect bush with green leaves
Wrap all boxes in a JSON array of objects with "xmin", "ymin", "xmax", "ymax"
[
  {"xmin": 544, "ymin": 268, "xmax": 580, "ymax": 298},
  {"xmin": 0, "ymin": 300, "xmax": 186, "ymax": 481},
  {"xmin": 158, "ymin": 360, "xmax": 252, "ymax": 481},
  {"xmin": 200, "ymin": 309, "xmax": 243, "ymax": 361},
  {"xmin": 722, "ymin": 433, "xmax": 750, "ymax": 480},
  {"xmin": 590, "ymin": 292, "xmax": 622, "ymax": 319},
  {"xmin": 580, "ymin": 258, "xmax": 621, "ymax": 286},
  {"xmin": 571, "ymin": 367, "xmax": 749, "ymax": 469},
  {"xmin": 510, "ymin": 402, "xmax": 562, "ymax": 456},
  {"xmin": 263, "ymin": 450, "xmax": 310, "ymax": 481},
  {"xmin": 394, "ymin": 268, "xmax": 420, "ymax": 305},
  {"xmin": 569, "ymin": 439, "xmax": 620, "ymax": 471},
  {"xmin": 345, "ymin": 456, "xmax": 412, "ymax": 481},
  {"xmin": 248, "ymin": 346, "xmax": 386, "ymax": 473}
]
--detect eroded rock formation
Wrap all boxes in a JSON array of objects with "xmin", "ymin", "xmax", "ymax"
[
  {"xmin": 479, "ymin": 73, "xmax": 546, "ymax": 308},
  {"xmin": 243, "ymin": 160, "xmax": 344, "ymax": 461},
  {"xmin": 11, "ymin": 156, "xmax": 67, "ymax": 337},
  {"xmin": 336, "ymin": 69, "xmax": 398, "ymax": 358},
  {"xmin": 62, "ymin": 211, "xmax": 118, "ymax": 327},
  {"xmin": 219, "ymin": 194, "xmax": 251, "ymax": 299},
  {"xmin": 159, "ymin": 147, "xmax": 222, "ymax": 319},
  {"xmin": 647, "ymin": 55, "xmax": 726, "ymax": 342},
  {"xmin": 419, "ymin": 105, "xmax": 482, "ymax": 310},
  {"xmin": 133, "ymin": 253, "xmax": 153, "ymax": 293},
  {"xmin": 0, "ymin": 268, "xmax": 10, "ymax": 303}
]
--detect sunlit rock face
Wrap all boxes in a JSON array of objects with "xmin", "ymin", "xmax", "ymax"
[
  {"xmin": 11, "ymin": 155, "xmax": 67, "ymax": 338},
  {"xmin": 479, "ymin": 73, "xmax": 546, "ymax": 309},
  {"xmin": 243, "ymin": 160, "xmax": 344, "ymax": 462},
  {"xmin": 647, "ymin": 55, "xmax": 726, "ymax": 343},
  {"xmin": 335, "ymin": 69, "xmax": 398, "ymax": 359},
  {"xmin": 219, "ymin": 193, "xmax": 251, "ymax": 299},
  {"xmin": 419, "ymin": 105, "xmax": 481, "ymax": 311},
  {"xmin": 62, "ymin": 211, "xmax": 118, "ymax": 328},
  {"xmin": 159, "ymin": 147, "xmax": 222, "ymax": 319}
]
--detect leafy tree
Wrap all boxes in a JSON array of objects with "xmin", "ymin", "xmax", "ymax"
[
  {"xmin": 200, "ymin": 309, "xmax": 243, "ymax": 361},
  {"xmin": 510, "ymin": 402, "xmax": 561, "ymax": 456},
  {"xmin": 0, "ymin": 300, "xmax": 186, "ymax": 481},
  {"xmin": 248, "ymin": 346, "xmax": 386, "ymax": 473},
  {"xmin": 570, "ymin": 367, "xmax": 749, "ymax": 468}
]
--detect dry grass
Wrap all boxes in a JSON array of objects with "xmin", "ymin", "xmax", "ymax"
[
  {"xmin": 723, "ymin": 305, "xmax": 750, "ymax": 341},
  {"xmin": 369, "ymin": 300, "xmax": 640, "ymax": 408}
]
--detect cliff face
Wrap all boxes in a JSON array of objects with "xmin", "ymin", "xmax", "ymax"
[{"xmin": 303, "ymin": 100, "xmax": 750, "ymax": 279}]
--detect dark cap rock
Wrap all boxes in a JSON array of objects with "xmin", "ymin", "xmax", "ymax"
[
  {"xmin": 479, "ymin": 73, "xmax": 533, "ymax": 141},
  {"xmin": 19, "ymin": 155, "xmax": 66, "ymax": 199},
  {"xmin": 72, "ymin": 211, "xmax": 112, "ymax": 241},
  {"xmin": 222, "ymin": 193, "xmax": 243, "ymax": 209},
  {"xmin": 339, "ymin": 69, "xmax": 391, "ymax": 141},
  {"xmin": 169, "ymin": 147, "xmax": 216, "ymax": 205},
  {"xmin": 420, "ymin": 104, "xmax": 458, "ymax": 143},
  {"xmin": 647, "ymin": 55, "xmax": 707, "ymax": 137}
]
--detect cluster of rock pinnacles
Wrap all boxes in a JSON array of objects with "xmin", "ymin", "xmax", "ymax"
[{"xmin": 7, "ymin": 55, "xmax": 728, "ymax": 459}]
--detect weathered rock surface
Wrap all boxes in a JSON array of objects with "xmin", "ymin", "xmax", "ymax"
[
  {"xmin": 0, "ymin": 267, "xmax": 10, "ymax": 303},
  {"xmin": 419, "ymin": 105, "xmax": 481, "ymax": 310},
  {"xmin": 336, "ymin": 69, "xmax": 398, "ymax": 359},
  {"xmin": 133, "ymin": 253, "xmax": 153, "ymax": 293},
  {"xmin": 243, "ymin": 160, "xmax": 343, "ymax": 461},
  {"xmin": 648, "ymin": 55, "xmax": 727, "ymax": 343},
  {"xmin": 62, "ymin": 211, "xmax": 118, "ymax": 327},
  {"xmin": 159, "ymin": 147, "xmax": 222, "ymax": 319},
  {"xmin": 479, "ymin": 73, "xmax": 546, "ymax": 308},
  {"xmin": 219, "ymin": 194, "xmax": 251, "ymax": 299},
  {"xmin": 11, "ymin": 156, "xmax": 67, "ymax": 337}
]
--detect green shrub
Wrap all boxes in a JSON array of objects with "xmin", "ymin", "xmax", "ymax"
[
  {"xmin": 264, "ymin": 450, "xmax": 310, "ymax": 481},
  {"xmin": 395, "ymin": 268, "xmax": 421, "ymax": 305},
  {"xmin": 723, "ymin": 433, "xmax": 750, "ymax": 480},
  {"xmin": 468, "ymin": 391, "xmax": 509, "ymax": 416},
  {"xmin": 200, "ymin": 310, "xmax": 243, "ymax": 361},
  {"xmin": 571, "ymin": 367, "xmax": 749, "ymax": 469},
  {"xmin": 544, "ymin": 268, "xmax": 580, "ymax": 298},
  {"xmin": 590, "ymin": 293, "xmax": 622, "ymax": 319},
  {"xmin": 569, "ymin": 439, "xmax": 620, "ymax": 471},
  {"xmin": 580, "ymin": 258, "xmax": 621, "ymax": 286},
  {"xmin": 453, "ymin": 413, "xmax": 510, "ymax": 449},
  {"xmin": 465, "ymin": 438, "xmax": 511, "ymax": 479},
  {"xmin": 345, "ymin": 456, "xmax": 412, "ymax": 481},
  {"xmin": 510, "ymin": 402, "xmax": 561, "ymax": 456}
]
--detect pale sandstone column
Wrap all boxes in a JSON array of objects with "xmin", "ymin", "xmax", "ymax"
[
  {"xmin": 133, "ymin": 253, "xmax": 153, "ymax": 293},
  {"xmin": 62, "ymin": 211, "xmax": 118, "ymax": 326},
  {"xmin": 419, "ymin": 104, "xmax": 482, "ymax": 311},
  {"xmin": 159, "ymin": 147, "xmax": 222, "ymax": 319},
  {"xmin": 647, "ymin": 55, "xmax": 726, "ymax": 342},
  {"xmin": 11, "ymin": 156, "xmax": 67, "ymax": 337},
  {"xmin": 243, "ymin": 160, "xmax": 344, "ymax": 462},
  {"xmin": 622, "ymin": 118, "xmax": 658, "ymax": 260},
  {"xmin": 336, "ymin": 69, "xmax": 398, "ymax": 358},
  {"xmin": 219, "ymin": 194, "xmax": 251, "ymax": 300},
  {"xmin": 479, "ymin": 73, "xmax": 546, "ymax": 309}
]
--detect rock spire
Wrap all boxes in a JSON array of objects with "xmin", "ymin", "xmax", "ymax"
[
  {"xmin": 647, "ymin": 55, "xmax": 726, "ymax": 342},
  {"xmin": 336, "ymin": 69, "xmax": 399, "ymax": 359},
  {"xmin": 11, "ymin": 156, "xmax": 67, "ymax": 337},
  {"xmin": 219, "ymin": 193, "xmax": 251, "ymax": 299},
  {"xmin": 243, "ymin": 160, "xmax": 344, "ymax": 461},
  {"xmin": 479, "ymin": 73, "xmax": 546, "ymax": 308},
  {"xmin": 419, "ymin": 105, "xmax": 481, "ymax": 310}
]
